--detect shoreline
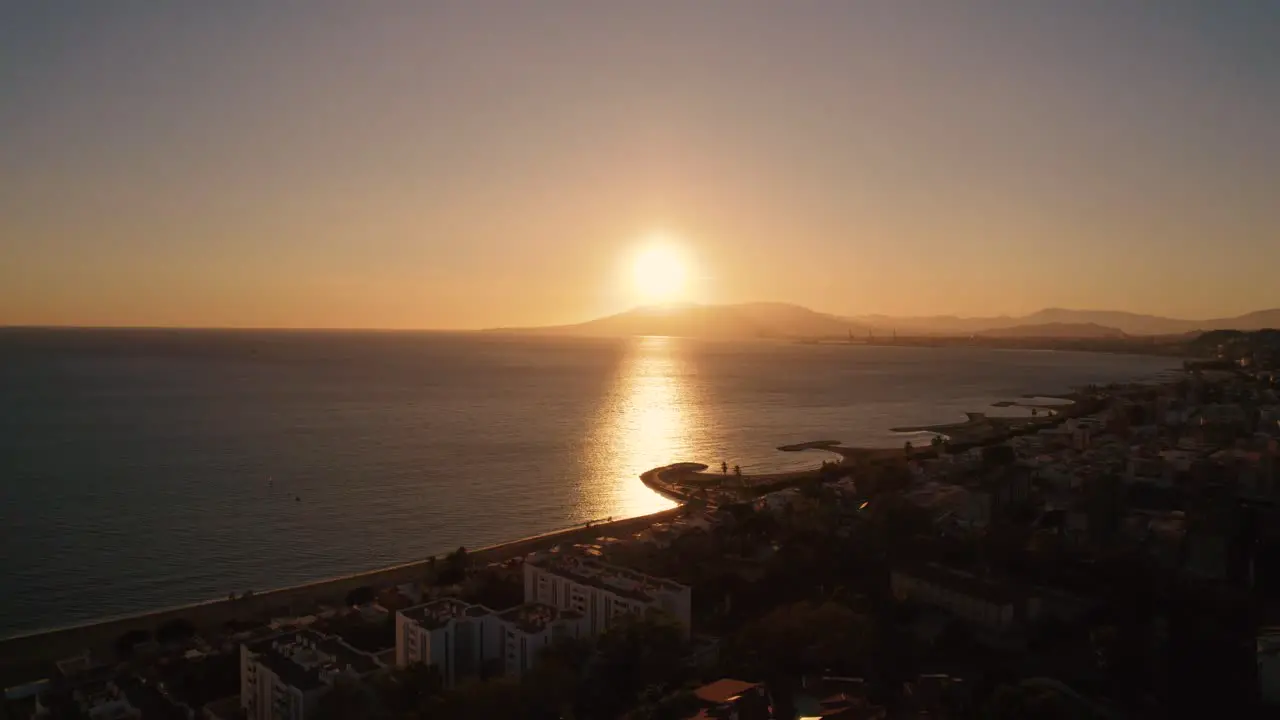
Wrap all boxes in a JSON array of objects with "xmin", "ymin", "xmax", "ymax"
[
  {"xmin": 0, "ymin": 507, "xmax": 683, "ymax": 680},
  {"xmin": 2, "ymin": 368, "xmax": 1177, "ymax": 681}
]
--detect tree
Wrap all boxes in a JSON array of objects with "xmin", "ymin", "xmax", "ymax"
[
  {"xmin": 345, "ymin": 585, "xmax": 376, "ymax": 607},
  {"xmin": 733, "ymin": 465, "xmax": 742, "ymax": 477},
  {"xmin": 114, "ymin": 629, "xmax": 151, "ymax": 660},
  {"xmin": 626, "ymin": 690, "xmax": 699, "ymax": 720},
  {"xmin": 729, "ymin": 601, "xmax": 874, "ymax": 681},
  {"xmin": 315, "ymin": 677, "xmax": 378, "ymax": 720},
  {"xmin": 579, "ymin": 611, "xmax": 688, "ymax": 718},
  {"xmin": 904, "ymin": 440, "xmax": 914, "ymax": 455},
  {"xmin": 377, "ymin": 662, "xmax": 444, "ymax": 716},
  {"xmin": 931, "ymin": 435, "xmax": 943, "ymax": 447},
  {"xmin": 538, "ymin": 636, "xmax": 594, "ymax": 676},
  {"xmin": 155, "ymin": 617, "xmax": 197, "ymax": 645},
  {"xmin": 982, "ymin": 684, "xmax": 1070, "ymax": 720},
  {"xmin": 451, "ymin": 546, "xmax": 470, "ymax": 566},
  {"xmin": 427, "ymin": 678, "xmax": 527, "ymax": 719},
  {"xmin": 981, "ymin": 444, "xmax": 1016, "ymax": 467},
  {"xmin": 522, "ymin": 645, "xmax": 583, "ymax": 718},
  {"xmin": 436, "ymin": 547, "xmax": 471, "ymax": 586}
]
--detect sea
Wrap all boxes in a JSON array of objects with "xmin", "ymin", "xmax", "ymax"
[{"xmin": 0, "ymin": 329, "xmax": 1180, "ymax": 638}]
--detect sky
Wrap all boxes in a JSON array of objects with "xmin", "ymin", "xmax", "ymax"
[{"xmin": 2, "ymin": 1, "xmax": 1278, "ymax": 328}]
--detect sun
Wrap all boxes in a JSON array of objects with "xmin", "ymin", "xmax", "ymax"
[{"xmin": 631, "ymin": 241, "xmax": 691, "ymax": 305}]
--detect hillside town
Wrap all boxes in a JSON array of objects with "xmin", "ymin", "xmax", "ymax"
[{"xmin": 5, "ymin": 335, "xmax": 1280, "ymax": 719}]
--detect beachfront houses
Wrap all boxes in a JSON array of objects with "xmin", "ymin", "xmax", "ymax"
[
  {"xmin": 523, "ymin": 549, "xmax": 693, "ymax": 638},
  {"xmin": 240, "ymin": 630, "xmax": 382, "ymax": 720}
]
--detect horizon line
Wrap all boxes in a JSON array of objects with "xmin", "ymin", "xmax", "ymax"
[{"xmin": 3, "ymin": 302, "xmax": 1278, "ymax": 334}]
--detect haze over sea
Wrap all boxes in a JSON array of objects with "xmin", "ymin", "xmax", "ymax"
[{"xmin": 0, "ymin": 330, "xmax": 1177, "ymax": 637}]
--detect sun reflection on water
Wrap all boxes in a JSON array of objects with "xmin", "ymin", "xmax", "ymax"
[{"xmin": 583, "ymin": 337, "xmax": 700, "ymax": 518}]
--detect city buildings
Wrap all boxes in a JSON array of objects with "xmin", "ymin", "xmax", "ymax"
[
  {"xmin": 890, "ymin": 563, "xmax": 1038, "ymax": 635},
  {"xmin": 524, "ymin": 549, "xmax": 693, "ymax": 637},
  {"xmin": 495, "ymin": 603, "xmax": 591, "ymax": 678},
  {"xmin": 391, "ymin": 550, "xmax": 692, "ymax": 685},
  {"xmin": 395, "ymin": 599, "xmax": 593, "ymax": 683},
  {"xmin": 37, "ymin": 681, "xmax": 142, "ymax": 720},
  {"xmin": 239, "ymin": 630, "xmax": 381, "ymax": 720},
  {"xmin": 394, "ymin": 599, "xmax": 500, "ymax": 687}
]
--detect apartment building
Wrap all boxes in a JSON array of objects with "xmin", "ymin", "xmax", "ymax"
[
  {"xmin": 395, "ymin": 598, "xmax": 502, "ymax": 687},
  {"xmin": 496, "ymin": 603, "xmax": 591, "ymax": 678},
  {"xmin": 240, "ymin": 630, "xmax": 381, "ymax": 720},
  {"xmin": 523, "ymin": 550, "xmax": 692, "ymax": 637},
  {"xmin": 396, "ymin": 599, "xmax": 594, "ymax": 683}
]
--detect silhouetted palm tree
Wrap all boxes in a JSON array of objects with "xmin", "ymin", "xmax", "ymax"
[{"xmin": 904, "ymin": 441, "xmax": 914, "ymax": 455}]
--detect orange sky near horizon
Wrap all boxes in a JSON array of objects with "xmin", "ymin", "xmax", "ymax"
[{"xmin": 2, "ymin": 3, "xmax": 1277, "ymax": 329}]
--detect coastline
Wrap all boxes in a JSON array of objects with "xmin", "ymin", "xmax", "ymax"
[
  {"xmin": 1, "ymin": 366, "xmax": 1177, "ymax": 682},
  {"xmin": 0, "ymin": 507, "xmax": 683, "ymax": 680}
]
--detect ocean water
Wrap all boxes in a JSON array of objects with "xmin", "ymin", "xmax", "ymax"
[{"xmin": 0, "ymin": 330, "xmax": 1178, "ymax": 637}]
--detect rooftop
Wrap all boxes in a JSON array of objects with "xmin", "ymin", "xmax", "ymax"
[
  {"xmin": 496, "ymin": 603, "xmax": 581, "ymax": 634},
  {"xmin": 528, "ymin": 550, "xmax": 689, "ymax": 604},
  {"xmin": 244, "ymin": 630, "xmax": 379, "ymax": 692},
  {"xmin": 693, "ymin": 678, "xmax": 761, "ymax": 705},
  {"xmin": 399, "ymin": 599, "xmax": 490, "ymax": 630},
  {"xmin": 114, "ymin": 677, "xmax": 189, "ymax": 720}
]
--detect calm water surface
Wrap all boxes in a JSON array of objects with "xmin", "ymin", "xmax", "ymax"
[{"xmin": 0, "ymin": 330, "xmax": 1177, "ymax": 636}]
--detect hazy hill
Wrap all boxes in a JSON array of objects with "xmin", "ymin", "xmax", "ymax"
[
  {"xmin": 851, "ymin": 308, "xmax": 1280, "ymax": 336},
  {"xmin": 1218, "ymin": 309, "xmax": 1280, "ymax": 332},
  {"xmin": 491, "ymin": 304, "xmax": 1280, "ymax": 340},
  {"xmin": 488, "ymin": 302, "xmax": 867, "ymax": 340},
  {"xmin": 976, "ymin": 322, "xmax": 1127, "ymax": 339},
  {"xmin": 852, "ymin": 313, "xmax": 1016, "ymax": 336}
]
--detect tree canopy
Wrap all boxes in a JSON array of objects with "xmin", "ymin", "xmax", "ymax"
[
  {"xmin": 345, "ymin": 585, "xmax": 376, "ymax": 607},
  {"xmin": 113, "ymin": 628, "xmax": 151, "ymax": 659},
  {"xmin": 729, "ymin": 600, "xmax": 874, "ymax": 681},
  {"xmin": 155, "ymin": 617, "xmax": 197, "ymax": 645}
]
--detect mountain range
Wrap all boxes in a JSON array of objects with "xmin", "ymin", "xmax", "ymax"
[
  {"xmin": 488, "ymin": 303, "xmax": 1280, "ymax": 340},
  {"xmin": 854, "ymin": 307, "xmax": 1280, "ymax": 336}
]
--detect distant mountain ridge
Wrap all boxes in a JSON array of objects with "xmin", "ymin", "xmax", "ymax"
[
  {"xmin": 488, "ymin": 304, "xmax": 1280, "ymax": 340},
  {"xmin": 488, "ymin": 303, "xmax": 869, "ymax": 340},
  {"xmin": 853, "ymin": 307, "xmax": 1280, "ymax": 336},
  {"xmin": 975, "ymin": 322, "xmax": 1128, "ymax": 339}
]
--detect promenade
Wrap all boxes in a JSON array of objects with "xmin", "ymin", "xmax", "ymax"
[{"xmin": 0, "ymin": 507, "xmax": 684, "ymax": 682}]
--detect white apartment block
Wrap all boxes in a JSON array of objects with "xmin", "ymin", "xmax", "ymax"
[
  {"xmin": 396, "ymin": 599, "xmax": 592, "ymax": 683},
  {"xmin": 240, "ymin": 630, "xmax": 382, "ymax": 720},
  {"xmin": 523, "ymin": 549, "xmax": 693, "ymax": 638},
  {"xmin": 395, "ymin": 598, "xmax": 503, "ymax": 687},
  {"xmin": 495, "ymin": 603, "xmax": 591, "ymax": 678}
]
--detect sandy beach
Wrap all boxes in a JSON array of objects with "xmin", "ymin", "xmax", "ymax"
[{"xmin": 0, "ymin": 507, "xmax": 683, "ymax": 683}]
